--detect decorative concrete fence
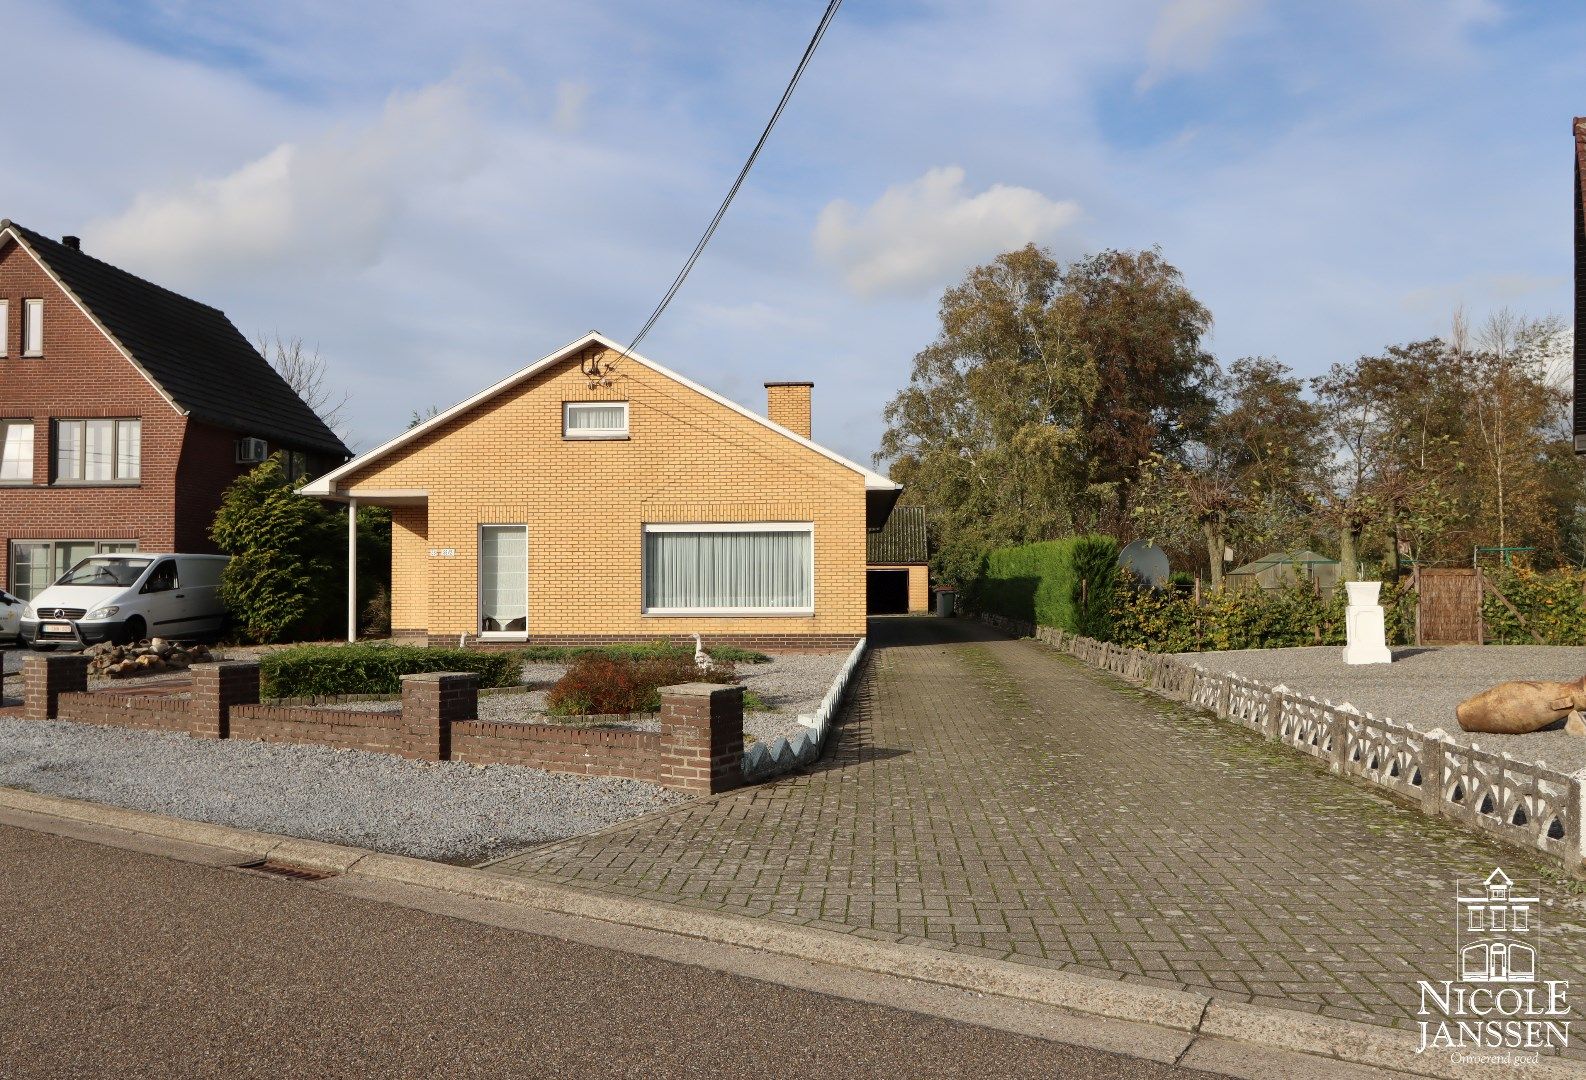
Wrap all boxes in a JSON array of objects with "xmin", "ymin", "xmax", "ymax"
[
  {"xmin": 742, "ymin": 636, "xmax": 867, "ymax": 782},
  {"xmin": 997, "ymin": 619, "xmax": 1585, "ymax": 871},
  {"xmin": 21, "ymin": 654, "xmax": 743, "ymax": 795}
]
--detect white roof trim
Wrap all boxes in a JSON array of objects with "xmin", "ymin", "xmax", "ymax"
[
  {"xmin": 299, "ymin": 331, "xmax": 901, "ymax": 497},
  {"xmin": 0, "ymin": 223, "xmax": 186, "ymax": 418}
]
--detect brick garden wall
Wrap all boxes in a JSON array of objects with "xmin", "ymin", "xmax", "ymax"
[{"xmin": 22, "ymin": 655, "xmax": 742, "ymax": 794}]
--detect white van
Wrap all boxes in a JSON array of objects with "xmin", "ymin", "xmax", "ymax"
[{"xmin": 19, "ymin": 553, "xmax": 230, "ymax": 648}]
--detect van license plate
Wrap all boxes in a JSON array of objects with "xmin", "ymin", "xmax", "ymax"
[{"xmin": 42, "ymin": 622, "xmax": 71, "ymax": 634}]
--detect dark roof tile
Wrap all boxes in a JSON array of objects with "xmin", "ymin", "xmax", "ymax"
[{"xmin": 7, "ymin": 222, "xmax": 348, "ymax": 458}]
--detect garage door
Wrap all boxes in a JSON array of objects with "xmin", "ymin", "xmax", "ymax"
[{"xmin": 867, "ymin": 569, "xmax": 910, "ymax": 615}]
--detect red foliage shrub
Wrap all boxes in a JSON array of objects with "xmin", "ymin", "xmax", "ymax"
[{"xmin": 547, "ymin": 653, "xmax": 737, "ymax": 716}]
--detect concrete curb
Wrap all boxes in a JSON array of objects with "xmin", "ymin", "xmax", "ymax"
[{"xmin": 2, "ymin": 784, "xmax": 1582, "ymax": 1078}]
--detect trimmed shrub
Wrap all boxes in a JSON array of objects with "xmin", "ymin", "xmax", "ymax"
[
  {"xmin": 1481, "ymin": 568, "xmax": 1586, "ymax": 645},
  {"xmin": 260, "ymin": 644, "xmax": 520, "ymax": 699},
  {"xmin": 975, "ymin": 535, "xmax": 1119, "ymax": 635},
  {"xmin": 518, "ymin": 641, "xmax": 770, "ymax": 664},
  {"xmin": 1109, "ymin": 575, "xmax": 1415, "ymax": 652},
  {"xmin": 546, "ymin": 653, "xmax": 738, "ymax": 716}
]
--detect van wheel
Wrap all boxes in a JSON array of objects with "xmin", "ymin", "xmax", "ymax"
[{"xmin": 123, "ymin": 617, "xmax": 147, "ymax": 645}]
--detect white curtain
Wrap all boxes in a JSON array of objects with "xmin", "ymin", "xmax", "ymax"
[
  {"xmin": 644, "ymin": 529, "xmax": 812, "ymax": 611},
  {"xmin": 479, "ymin": 526, "xmax": 527, "ymax": 632},
  {"xmin": 566, "ymin": 404, "xmax": 627, "ymax": 433},
  {"xmin": 0, "ymin": 422, "xmax": 31, "ymax": 481}
]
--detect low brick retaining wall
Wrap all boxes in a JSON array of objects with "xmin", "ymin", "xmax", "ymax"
[
  {"xmin": 18, "ymin": 655, "xmax": 741, "ymax": 794},
  {"xmin": 982, "ymin": 614, "xmax": 1586, "ymax": 872}
]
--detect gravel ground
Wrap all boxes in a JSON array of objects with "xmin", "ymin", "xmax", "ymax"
[
  {"xmin": 1176, "ymin": 644, "xmax": 1586, "ymax": 773},
  {"xmin": 0, "ymin": 716, "xmax": 686, "ymax": 862},
  {"xmin": 1, "ymin": 646, "xmax": 21, "ymax": 707},
  {"xmin": 311, "ymin": 652, "xmax": 848, "ymax": 743}
]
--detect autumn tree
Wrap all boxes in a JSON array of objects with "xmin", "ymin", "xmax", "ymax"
[
  {"xmin": 1056, "ymin": 247, "xmax": 1217, "ymax": 519},
  {"xmin": 877, "ymin": 244, "xmax": 1217, "ymax": 585},
  {"xmin": 1132, "ymin": 356, "xmax": 1324, "ymax": 588}
]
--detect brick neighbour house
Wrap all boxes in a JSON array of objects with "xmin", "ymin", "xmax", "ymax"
[
  {"xmin": 0, "ymin": 221, "xmax": 349, "ymax": 601},
  {"xmin": 300, "ymin": 332, "xmax": 903, "ymax": 648}
]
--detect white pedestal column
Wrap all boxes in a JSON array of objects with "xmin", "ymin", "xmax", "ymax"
[{"xmin": 1342, "ymin": 580, "xmax": 1392, "ymax": 665}]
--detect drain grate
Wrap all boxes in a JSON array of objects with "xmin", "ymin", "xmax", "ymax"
[{"xmin": 242, "ymin": 860, "xmax": 337, "ymax": 882}]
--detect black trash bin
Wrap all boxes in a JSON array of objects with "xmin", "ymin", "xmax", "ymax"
[{"xmin": 934, "ymin": 588, "xmax": 956, "ymax": 617}]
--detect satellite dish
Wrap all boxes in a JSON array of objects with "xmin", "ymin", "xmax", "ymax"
[{"xmin": 1118, "ymin": 539, "xmax": 1171, "ymax": 588}]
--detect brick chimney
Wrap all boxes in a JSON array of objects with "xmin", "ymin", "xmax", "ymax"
[{"xmin": 765, "ymin": 381, "xmax": 813, "ymax": 439}]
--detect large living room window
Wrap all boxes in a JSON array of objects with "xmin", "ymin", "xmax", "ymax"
[
  {"xmin": 54, "ymin": 418, "xmax": 141, "ymax": 483},
  {"xmin": 9, "ymin": 539, "xmax": 137, "ymax": 602},
  {"xmin": 478, "ymin": 525, "xmax": 528, "ymax": 636},
  {"xmin": 0, "ymin": 421, "xmax": 32, "ymax": 482},
  {"xmin": 642, "ymin": 523, "xmax": 813, "ymax": 615}
]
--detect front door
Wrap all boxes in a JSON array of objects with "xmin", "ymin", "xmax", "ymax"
[{"xmin": 478, "ymin": 525, "xmax": 527, "ymax": 637}]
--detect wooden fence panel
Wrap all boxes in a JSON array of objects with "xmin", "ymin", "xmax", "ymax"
[{"xmin": 1418, "ymin": 568, "xmax": 1480, "ymax": 644}]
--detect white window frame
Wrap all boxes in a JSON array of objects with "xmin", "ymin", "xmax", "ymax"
[
  {"xmin": 562, "ymin": 401, "xmax": 629, "ymax": 440},
  {"xmin": 641, "ymin": 522, "xmax": 815, "ymax": 617},
  {"xmin": 477, "ymin": 523, "xmax": 529, "ymax": 640},
  {"xmin": 0, "ymin": 299, "xmax": 8, "ymax": 356},
  {"xmin": 22, "ymin": 299, "xmax": 42, "ymax": 357},
  {"xmin": 0, "ymin": 420, "xmax": 33, "ymax": 483}
]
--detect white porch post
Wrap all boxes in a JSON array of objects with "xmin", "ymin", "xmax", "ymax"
[{"xmin": 347, "ymin": 497, "xmax": 358, "ymax": 643}]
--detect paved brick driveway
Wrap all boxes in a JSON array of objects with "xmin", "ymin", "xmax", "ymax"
[{"xmin": 487, "ymin": 617, "xmax": 1586, "ymax": 1043}]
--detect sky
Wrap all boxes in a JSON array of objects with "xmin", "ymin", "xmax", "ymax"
[{"xmin": 4, "ymin": 0, "xmax": 1584, "ymax": 464}]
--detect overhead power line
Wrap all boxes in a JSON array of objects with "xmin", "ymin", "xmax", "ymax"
[{"xmin": 619, "ymin": 0, "xmax": 842, "ymax": 358}]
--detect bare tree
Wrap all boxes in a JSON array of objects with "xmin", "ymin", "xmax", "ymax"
[{"xmin": 256, "ymin": 333, "xmax": 349, "ymax": 432}]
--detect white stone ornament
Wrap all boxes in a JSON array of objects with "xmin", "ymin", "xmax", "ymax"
[{"xmin": 1341, "ymin": 579, "xmax": 1392, "ymax": 665}]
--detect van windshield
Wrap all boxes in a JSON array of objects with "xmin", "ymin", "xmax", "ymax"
[{"xmin": 57, "ymin": 557, "xmax": 153, "ymax": 587}]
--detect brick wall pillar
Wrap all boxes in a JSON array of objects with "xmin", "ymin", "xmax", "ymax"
[
  {"xmin": 399, "ymin": 672, "xmax": 478, "ymax": 760},
  {"xmin": 657, "ymin": 682, "xmax": 744, "ymax": 795},
  {"xmin": 191, "ymin": 662, "xmax": 260, "ymax": 739},
  {"xmin": 23, "ymin": 653, "xmax": 91, "ymax": 721}
]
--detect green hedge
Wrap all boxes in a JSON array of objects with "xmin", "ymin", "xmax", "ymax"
[
  {"xmin": 518, "ymin": 641, "xmax": 770, "ymax": 664},
  {"xmin": 1109, "ymin": 576, "xmax": 1415, "ymax": 652},
  {"xmin": 1481, "ymin": 568, "xmax": 1586, "ymax": 645},
  {"xmin": 259, "ymin": 644, "xmax": 522, "ymax": 699},
  {"xmin": 975, "ymin": 535, "xmax": 1118, "ymax": 637}
]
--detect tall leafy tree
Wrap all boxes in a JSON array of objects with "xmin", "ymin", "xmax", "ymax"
[
  {"xmin": 1132, "ymin": 356, "xmax": 1324, "ymax": 588},
  {"xmin": 1056, "ymin": 247, "xmax": 1217, "ymax": 513},
  {"xmin": 878, "ymin": 244, "xmax": 1216, "ymax": 585}
]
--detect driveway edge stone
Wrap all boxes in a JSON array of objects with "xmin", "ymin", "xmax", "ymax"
[{"xmin": 4, "ymin": 783, "xmax": 1575, "ymax": 1077}]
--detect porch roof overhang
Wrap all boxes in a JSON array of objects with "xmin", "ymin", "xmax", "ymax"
[{"xmin": 314, "ymin": 488, "xmax": 429, "ymax": 507}]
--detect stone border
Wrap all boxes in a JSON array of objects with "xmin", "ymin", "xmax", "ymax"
[
  {"xmin": 981, "ymin": 614, "xmax": 1586, "ymax": 872},
  {"xmin": 4, "ymin": 784, "xmax": 1580, "ymax": 1078},
  {"xmin": 741, "ymin": 636, "xmax": 867, "ymax": 781}
]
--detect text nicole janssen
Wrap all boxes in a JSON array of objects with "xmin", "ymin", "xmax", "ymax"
[{"xmin": 1418, "ymin": 981, "xmax": 1572, "ymax": 1053}]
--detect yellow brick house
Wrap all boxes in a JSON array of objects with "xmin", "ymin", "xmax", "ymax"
[{"xmin": 301, "ymin": 332, "xmax": 901, "ymax": 647}]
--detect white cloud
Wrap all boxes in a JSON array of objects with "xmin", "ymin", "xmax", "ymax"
[
  {"xmin": 814, "ymin": 166, "xmax": 1081, "ymax": 296},
  {"xmin": 1137, "ymin": 0, "xmax": 1264, "ymax": 92},
  {"xmin": 88, "ymin": 77, "xmax": 484, "ymax": 284}
]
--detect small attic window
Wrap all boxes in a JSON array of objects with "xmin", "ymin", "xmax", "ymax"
[
  {"xmin": 23, "ymin": 299, "xmax": 43, "ymax": 357},
  {"xmin": 563, "ymin": 401, "xmax": 628, "ymax": 440}
]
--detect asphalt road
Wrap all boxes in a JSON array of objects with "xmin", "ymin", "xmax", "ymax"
[{"xmin": 0, "ymin": 825, "xmax": 1220, "ymax": 1079}]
